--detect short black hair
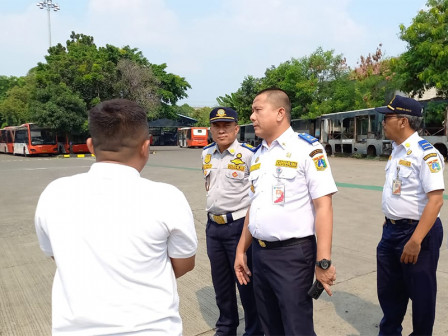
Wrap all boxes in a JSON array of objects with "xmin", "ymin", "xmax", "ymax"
[
  {"xmin": 88, "ymin": 99, "xmax": 149, "ymax": 153},
  {"xmin": 256, "ymin": 88, "xmax": 292, "ymax": 120}
]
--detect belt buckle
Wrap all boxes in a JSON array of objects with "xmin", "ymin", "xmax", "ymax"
[
  {"xmin": 213, "ymin": 215, "xmax": 226, "ymax": 224},
  {"xmin": 258, "ymin": 239, "xmax": 266, "ymax": 248},
  {"xmin": 389, "ymin": 219, "xmax": 396, "ymax": 224}
]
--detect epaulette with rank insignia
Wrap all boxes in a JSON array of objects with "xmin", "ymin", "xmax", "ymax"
[
  {"xmin": 203, "ymin": 142, "xmax": 215, "ymax": 150},
  {"xmin": 418, "ymin": 139, "xmax": 433, "ymax": 151},
  {"xmin": 298, "ymin": 133, "xmax": 318, "ymax": 145},
  {"xmin": 242, "ymin": 143, "xmax": 260, "ymax": 153}
]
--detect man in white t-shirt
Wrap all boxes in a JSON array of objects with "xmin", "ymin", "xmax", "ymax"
[{"xmin": 35, "ymin": 99, "xmax": 198, "ymax": 336}]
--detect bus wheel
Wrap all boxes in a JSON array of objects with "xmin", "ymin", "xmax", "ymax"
[
  {"xmin": 367, "ymin": 145, "xmax": 377, "ymax": 157},
  {"xmin": 325, "ymin": 145, "xmax": 333, "ymax": 156}
]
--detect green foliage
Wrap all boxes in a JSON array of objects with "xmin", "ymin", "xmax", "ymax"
[
  {"xmin": 218, "ymin": 46, "xmax": 401, "ymax": 122},
  {"xmin": 217, "ymin": 75, "xmax": 261, "ymax": 124},
  {"xmin": 0, "ymin": 31, "xmax": 191, "ymax": 133},
  {"xmin": 0, "ymin": 76, "xmax": 33, "ymax": 127},
  {"xmin": 260, "ymin": 48, "xmax": 352, "ymax": 118},
  {"xmin": 396, "ymin": 0, "xmax": 448, "ymax": 97},
  {"xmin": 424, "ymin": 100, "xmax": 447, "ymax": 125},
  {"xmin": 191, "ymin": 107, "xmax": 212, "ymax": 127},
  {"xmin": 29, "ymin": 83, "xmax": 87, "ymax": 134}
]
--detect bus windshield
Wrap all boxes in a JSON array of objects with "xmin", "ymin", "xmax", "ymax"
[{"xmin": 30, "ymin": 128, "xmax": 56, "ymax": 145}]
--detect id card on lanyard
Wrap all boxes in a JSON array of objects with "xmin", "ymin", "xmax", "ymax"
[
  {"xmin": 273, "ymin": 167, "xmax": 285, "ymax": 205},
  {"xmin": 392, "ymin": 166, "xmax": 402, "ymax": 196}
]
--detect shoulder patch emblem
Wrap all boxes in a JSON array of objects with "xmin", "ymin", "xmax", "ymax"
[
  {"xmin": 298, "ymin": 133, "xmax": 318, "ymax": 144},
  {"xmin": 423, "ymin": 153, "xmax": 437, "ymax": 161},
  {"xmin": 203, "ymin": 142, "xmax": 215, "ymax": 150},
  {"xmin": 313, "ymin": 155, "xmax": 327, "ymax": 171},
  {"xmin": 427, "ymin": 159, "xmax": 441, "ymax": 173},
  {"xmin": 418, "ymin": 139, "xmax": 433, "ymax": 151}
]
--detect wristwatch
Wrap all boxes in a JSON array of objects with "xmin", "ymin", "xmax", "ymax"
[{"xmin": 316, "ymin": 259, "xmax": 331, "ymax": 270}]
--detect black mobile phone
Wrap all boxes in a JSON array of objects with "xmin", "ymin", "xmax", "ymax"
[{"xmin": 307, "ymin": 280, "xmax": 324, "ymax": 300}]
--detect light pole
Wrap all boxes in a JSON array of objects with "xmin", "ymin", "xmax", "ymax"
[{"xmin": 37, "ymin": 0, "xmax": 60, "ymax": 48}]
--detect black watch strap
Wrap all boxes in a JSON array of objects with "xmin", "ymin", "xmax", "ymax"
[{"xmin": 316, "ymin": 259, "xmax": 331, "ymax": 269}]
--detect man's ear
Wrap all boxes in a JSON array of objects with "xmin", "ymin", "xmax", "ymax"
[
  {"xmin": 277, "ymin": 107, "xmax": 286, "ymax": 122},
  {"xmin": 86, "ymin": 138, "xmax": 95, "ymax": 155},
  {"xmin": 140, "ymin": 139, "xmax": 151, "ymax": 158}
]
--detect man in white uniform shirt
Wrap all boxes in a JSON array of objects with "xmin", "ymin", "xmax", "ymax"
[
  {"xmin": 35, "ymin": 99, "xmax": 198, "ymax": 336},
  {"xmin": 376, "ymin": 95, "xmax": 444, "ymax": 336},
  {"xmin": 234, "ymin": 88, "xmax": 337, "ymax": 336}
]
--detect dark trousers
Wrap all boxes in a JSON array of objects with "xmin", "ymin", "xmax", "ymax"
[
  {"xmin": 206, "ymin": 217, "xmax": 262, "ymax": 336},
  {"xmin": 377, "ymin": 218, "xmax": 443, "ymax": 336},
  {"xmin": 252, "ymin": 235, "xmax": 317, "ymax": 336}
]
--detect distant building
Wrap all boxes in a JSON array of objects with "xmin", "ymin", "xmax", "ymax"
[{"xmin": 148, "ymin": 114, "xmax": 197, "ymax": 146}]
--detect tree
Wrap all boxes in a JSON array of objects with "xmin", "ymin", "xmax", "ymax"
[
  {"xmin": 351, "ymin": 45, "xmax": 399, "ymax": 108},
  {"xmin": 0, "ymin": 76, "xmax": 34, "ymax": 127},
  {"xmin": 190, "ymin": 106, "xmax": 212, "ymax": 127},
  {"xmin": 395, "ymin": 0, "xmax": 448, "ymax": 97},
  {"xmin": 0, "ymin": 76, "xmax": 23, "ymax": 102},
  {"xmin": 33, "ymin": 32, "xmax": 191, "ymax": 122},
  {"xmin": 116, "ymin": 59, "xmax": 160, "ymax": 119},
  {"xmin": 29, "ymin": 83, "xmax": 87, "ymax": 134},
  {"xmin": 217, "ymin": 75, "xmax": 262, "ymax": 123},
  {"xmin": 260, "ymin": 48, "xmax": 352, "ymax": 119}
]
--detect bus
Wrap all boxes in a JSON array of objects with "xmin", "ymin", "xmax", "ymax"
[
  {"xmin": 178, "ymin": 127, "xmax": 209, "ymax": 148},
  {"xmin": 13, "ymin": 123, "xmax": 58, "ymax": 156},
  {"xmin": 319, "ymin": 108, "xmax": 388, "ymax": 157},
  {"xmin": 238, "ymin": 123, "xmax": 260, "ymax": 146},
  {"xmin": 238, "ymin": 109, "xmax": 389, "ymax": 157},
  {"xmin": 0, "ymin": 126, "xmax": 17, "ymax": 154},
  {"xmin": 57, "ymin": 133, "xmax": 90, "ymax": 154}
]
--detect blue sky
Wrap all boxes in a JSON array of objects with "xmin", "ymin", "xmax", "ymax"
[{"xmin": 1, "ymin": 0, "xmax": 427, "ymax": 107}]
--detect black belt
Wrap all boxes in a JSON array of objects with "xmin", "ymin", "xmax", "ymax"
[
  {"xmin": 385, "ymin": 217, "xmax": 418, "ymax": 225},
  {"xmin": 254, "ymin": 236, "xmax": 313, "ymax": 249}
]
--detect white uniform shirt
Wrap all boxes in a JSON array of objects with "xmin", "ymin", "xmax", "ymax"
[
  {"xmin": 382, "ymin": 132, "xmax": 445, "ymax": 220},
  {"xmin": 202, "ymin": 139, "xmax": 255, "ymax": 214},
  {"xmin": 35, "ymin": 162, "xmax": 198, "ymax": 336},
  {"xmin": 248, "ymin": 127, "xmax": 338, "ymax": 241}
]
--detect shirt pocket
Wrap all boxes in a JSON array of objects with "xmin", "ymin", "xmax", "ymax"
[
  {"xmin": 273, "ymin": 168, "xmax": 299, "ymax": 195},
  {"xmin": 224, "ymin": 170, "xmax": 246, "ymax": 191},
  {"xmin": 273, "ymin": 168, "xmax": 298, "ymax": 181}
]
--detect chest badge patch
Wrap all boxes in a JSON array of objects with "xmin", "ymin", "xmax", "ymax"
[
  {"xmin": 231, "ymin": 153, "xmax": 244, "ymax": 165},
  {"xmin": 313, "ymin": 155, "xmax": 327, "ymax": 171},
  {"xmin": 275, "ymin": 160, "xmax": 298, "ymax": 168}
]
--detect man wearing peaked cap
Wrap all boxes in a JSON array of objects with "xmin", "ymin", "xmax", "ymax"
[
  {"xmin": 375, "ymin": 95, "xmax": 444, "ymax": 335},
  {"xmin": 201, "ymin": 107, "xmax": 262, "ymax": 335}
]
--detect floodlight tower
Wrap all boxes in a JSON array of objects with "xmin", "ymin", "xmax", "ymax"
[{"xmin": 37, "ymin": 0, "xmax": 60, "ymax": 48}]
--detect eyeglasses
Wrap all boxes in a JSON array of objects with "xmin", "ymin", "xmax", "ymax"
[{"xmin": 383, "ymin": 115, "xmax": 401, "ymax": 122}]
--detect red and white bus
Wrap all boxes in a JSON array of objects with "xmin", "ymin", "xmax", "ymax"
[
  {"xmin": 178, "ymin": 127, "xmax": 209, "ymax": 148},
  {"xmin": 0, "ymin": 126, "xmax": 17, "ymax": 154},
  {"xmin": 13, "ymin": 123, "xmax": 58, "ymax": 156},
  {"xmin": 57, "ymin": 133, "xmax": 90, "ymax": 154}
]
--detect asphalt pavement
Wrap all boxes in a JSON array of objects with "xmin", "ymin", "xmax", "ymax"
[{"xmin": 0, "ymin": 146, "xmax": 447, "ymax": 335}]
